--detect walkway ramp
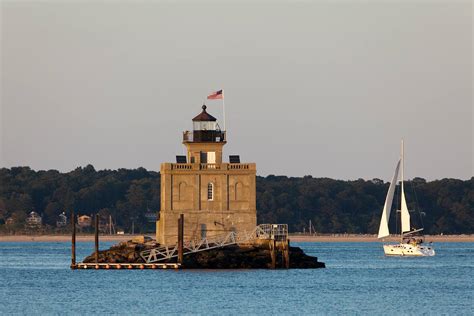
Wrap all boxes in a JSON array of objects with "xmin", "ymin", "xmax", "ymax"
[{"xmin": 140, "ymin": 224, "xmax": 288, "ymax": 263}]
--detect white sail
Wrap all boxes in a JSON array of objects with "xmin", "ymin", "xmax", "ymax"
[
  {"xmin": 378, "ymin": 159, "xmax": 401, "ymax": 239},
  {"xmin": 379, "ymin": 140, "xmax": 436, "ymax": 257},
  {"xmin": 400, "ymin": 186, "xmax": 411, "ymax": 233}
]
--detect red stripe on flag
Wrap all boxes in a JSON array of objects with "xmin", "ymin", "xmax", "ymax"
[
  {"xmin": 207, "ymin": 90, "xmax": 223, "ymax": 100},
  {"xmin": 207, "ymin": 94, "xmax": 223, "ymax": 100}
]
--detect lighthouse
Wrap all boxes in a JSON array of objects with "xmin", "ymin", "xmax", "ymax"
[{"xmin": 156, "ymin": 105, "xmax": 257, "ymax": 245}]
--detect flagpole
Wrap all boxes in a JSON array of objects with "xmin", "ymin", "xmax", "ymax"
[{"xmin": 222, "ymin": 89, "xmax": 226, "ymax": 132}]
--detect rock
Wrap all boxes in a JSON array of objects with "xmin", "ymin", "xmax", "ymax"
[
  {"xmin": 131, "ymin": 236, "xmax": 152, "ymax": 244},
  {"xmin": 289, "ymin": 246, "xmax": 325, "ymax": 269},
  {"xmin": 81, "ymin": 238, "xmax": 325, "ymax": 268}
]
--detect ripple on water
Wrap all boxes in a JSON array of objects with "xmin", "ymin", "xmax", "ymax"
[{"xmin": 0, "ymin": 241, "xmax": 473, "ymax": 315}]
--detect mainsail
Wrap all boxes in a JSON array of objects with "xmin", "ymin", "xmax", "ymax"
[{"xmin": 378, "ymin": 159, "xmax": 401, "ymax": 239}]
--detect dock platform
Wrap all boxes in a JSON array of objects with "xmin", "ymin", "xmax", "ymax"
[{"xmin": 72, "ymin": 263, "xmax": 181, "ymax": 270}]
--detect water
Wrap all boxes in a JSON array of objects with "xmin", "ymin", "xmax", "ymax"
[{"xmin": 0, "ymin": 241, "xmax": 473, "ymax": 315}]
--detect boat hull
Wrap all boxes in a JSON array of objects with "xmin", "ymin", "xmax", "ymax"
[{"xmin": 383, "ymin": 243, "xmax": 435, "ymax": 257}]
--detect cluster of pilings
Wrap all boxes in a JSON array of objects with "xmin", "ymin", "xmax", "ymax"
[
  {"xmin": 70, "ymin": 212, "xmax": 102, "ymax": 268},
  {"xmin": 70, "ymin": 211, "xmax": 184, "ymax": 270},
  {"xmin": 269, "ymin": 239, "xmax": 290, "ymax": 269}
]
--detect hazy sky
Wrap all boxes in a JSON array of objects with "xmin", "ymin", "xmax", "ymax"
[{"xmin": 1, "ymin": 0, "xmax": 472, "ymax": 180}]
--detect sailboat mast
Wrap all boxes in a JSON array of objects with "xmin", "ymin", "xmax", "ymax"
[
  {"xmin": 400, "ymin": 139, "xmax": 404, "ymax": 242},
  {"xmin": 401, "ymin": 139, "xmax": 404, "ymax": 188}
]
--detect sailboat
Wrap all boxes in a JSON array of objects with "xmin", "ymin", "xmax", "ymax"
[{"xmin": 378, "ymin": 140, "xmax": 435, "ymax": 256}]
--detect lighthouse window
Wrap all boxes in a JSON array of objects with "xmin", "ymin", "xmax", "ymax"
[
  {"xmin": 193, "ymin": 121, "xmax": 217, "ymax": 131},
  {"xmin": 235, "ymin": 182, "xmax": 243, "ymax": 201},
  {"xmin": 208, "ymin": 152, "xmax": 216, "ymax": 164},
  {"xmin": 207, "ymin": 183, "xmax": 214, "ymax": 201},
  {"xmin": 201, "ymin": 224, "xmax": 207, "ymax": 239},
  {"xmin": 200, "ymin": 152, "xmax": 207, "ymax": 163}
]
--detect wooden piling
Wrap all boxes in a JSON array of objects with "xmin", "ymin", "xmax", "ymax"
[
  {"xmin": 270, "ymin": 239, "xmax": 276, "ymax": 269},
  {"xmin": 283, "ymin": 239, "xmax": 290, "ymax": 269},
  {"xmin": 178, "ymin": 214, "xmax": 184, "ymax": 264},
  {"xmin": 71, "ymin": 210, "xmax": 76, "ymax": 269},
  {"xmin": 95, "ymin": 213, "xmax": 99, "ymax": 263}
]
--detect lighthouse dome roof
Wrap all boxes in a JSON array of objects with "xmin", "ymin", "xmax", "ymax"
[{"xmin": 192, "ymin": 105, "xmax": 217, "ymax": 122}]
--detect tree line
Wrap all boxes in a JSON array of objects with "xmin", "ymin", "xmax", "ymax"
[{"xmin": 0, "ymin": 166, "xmax": 472, "ymax": 234}]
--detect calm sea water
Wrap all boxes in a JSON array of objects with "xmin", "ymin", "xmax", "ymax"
[{"xmin": 0, "ymin": 241, "xmax": 473, "ymax": 315}]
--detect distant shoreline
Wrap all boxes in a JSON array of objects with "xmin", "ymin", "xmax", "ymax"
[
  {"xmin": 0, "ymin": 234, "xmax": 473, "ymax": 243},
  {"xmin": 0, "ymin": 235, "xmax": 146, "ymax": 242},
  {"xmin": 289, "ymin": 234, "xmax": 474, "ymax": 243}
]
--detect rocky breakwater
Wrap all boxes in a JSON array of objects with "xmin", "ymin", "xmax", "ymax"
[{"xmin": 83, "ymin": 237, "xmax": 325, "ymax": 269}]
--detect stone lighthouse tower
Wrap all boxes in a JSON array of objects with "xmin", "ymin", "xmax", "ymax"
[{"xmin": 156, "ymin": 105, "xmax": 256, "ymax": 245}]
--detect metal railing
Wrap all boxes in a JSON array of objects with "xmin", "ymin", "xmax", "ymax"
[
  {"xmin": 258, "ymin": 224, "xmax": 288, "ymax": 241},
  {"xmin": 140, "ymin": 224, "xmax": 288, "ymax": 263},
  {"xmin": 200, "ymin": 163, "xmax": 221, "ymax": 170},
  {"xmin": 228, "ymin": 164, "xmax": 250, "ymax": 170},
  {"xmin": 170, "ymin": 163, "xmax": 252, "ymax": 171},
  {"xmin": 183, "ymin": 131, "xmax": 192, "ymax": 142},
  {"xmin": 171, "ymin": 164, "xmax": 193, "ymax": 170},
  {"xmin": 183, "ymin": 131, "xmax": 226, "ymax": 143}
]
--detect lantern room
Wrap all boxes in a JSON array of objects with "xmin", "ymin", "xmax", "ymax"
[
  {"xmin": 183, "ymin": 105, "xmax": 226, "ymax": 143},
  {"xmin": 182, "ymin": 105, "xmax": 226, "ymax": 164}
]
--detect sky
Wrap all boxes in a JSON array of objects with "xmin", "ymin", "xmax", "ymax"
[{"xmin": 1, "ymin": 0, "xmax": 472, "ymax": 181}]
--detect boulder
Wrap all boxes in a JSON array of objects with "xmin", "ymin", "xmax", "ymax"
[
  {"xmin": 82, "ymin": 239, "xmax": 325, "ymax": 268},
  {"xmin": 131, "ymin": 236, "xmax": 152, "ymax": 244}
]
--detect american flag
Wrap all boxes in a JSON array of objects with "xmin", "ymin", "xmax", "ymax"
[{"xmin": 207, "ymin": 90, "xmax": 223, "ymax": 100}]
